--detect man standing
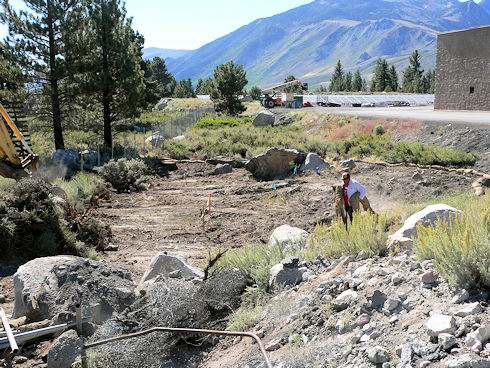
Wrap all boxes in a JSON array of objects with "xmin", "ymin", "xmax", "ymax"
[{"xmin": 341, "ymin": 171, "xmax": 375, "ymax": 223}]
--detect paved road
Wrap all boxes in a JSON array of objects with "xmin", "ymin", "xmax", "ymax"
[{"xmin": 279, "ymin": 106, "xmax": 490, "ymax": 128}]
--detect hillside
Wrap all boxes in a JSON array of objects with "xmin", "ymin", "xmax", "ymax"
[
  {"xmin": 165, "ymin": 0, "xmax": 490, "ymax": 87},
  {"xmin": 143, "ymin": 47, "xmax": 192, "ymax": 61}
]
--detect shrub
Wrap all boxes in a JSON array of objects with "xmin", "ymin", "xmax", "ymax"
[
  {"xmin": 52, "ymin": 172, "xmax": 104, "ymax": 206},
  {"xmin": 373, "ymin": 124, "xmax": 385, "ymax": 135},
  {"xmin": 314, "ymin": 212, "xmax": 389, "ymax": 258},
  {"xmin": 98, "ymin": 158, "xmax": 151, "ymax": 193},
  {"xmin": 413, "ymin": 197, "xmax": 489, "ymax": 290},
  {"xmin": 227, "ymin": 306, "xmax": 263, "ymax": 331},
  {"xmin": 0, "ymin": 178, "xmax": 108, "ymax": 261},
  {"xmin": 194, "ymin": 119, "xmax": 242, "ymax": 128}
]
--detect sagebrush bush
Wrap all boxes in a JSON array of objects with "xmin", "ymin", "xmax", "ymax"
[
  {"xmin": 413, "ymin": 198, "xmax": 489, "ymax": 290},
  {"xmin": 52, "ymin": 172, "xmax": 104, "ymax": 206},
  {"xmin": 98, "ymin": 158, "xmax": 151, "ymax": 193},
  {"xmin": 0, "ymin": 178, "xmax": 108, "ymax": 261},
  {"xmin": 314, "ymin": 212, "xmax": 389, "ymax": 258},
  {"xmin": 373, "ymin": 124, "xmax": 385, "ymax": 135}
]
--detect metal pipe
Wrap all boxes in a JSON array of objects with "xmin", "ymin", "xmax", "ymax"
[
  {"xmin": 0, "ymin": 308, "xmax": 18, "ymax": 353},
  {"xmin": 84, "ymin": 327, "xmax": 273, "ymax": 368},
  {"xmin": 0, "ymin": 317, "xmax": 92, "ymax": 350}
]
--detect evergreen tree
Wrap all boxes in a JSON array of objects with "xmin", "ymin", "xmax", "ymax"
[
  {"xmin": 79, "ymin": 0, "xmax": 146, "ymax": 148},
  {"xmin": 210, "ymin": 60, "xmax": 247, "ymax": 116},
  {"xmin": 150, "ymin": 57, "xmax": 175, "ymax": 97},
  {"xmin": 373, "ymin": 58, "xmax": 391, "ymax": 92},
  {"xmin": 402, "ymin": 67, "xmax": 414, "ymax": 92},
  {"xmin": 352, "ymin": 70, "xmax": 362, "ymax": 92},
  {"xmin": 0, "ymin": 41, "xmax": 24, "ymax": 100},
  {"xmin": 389, "ymin": 65, "xmax": 398, "ymax": 92},
  {"xmin": 195, "ymin": 77, "xmax": 214, "ymax": 95},
  {"xmin": 402, "ymin": 50, "xmax": 424, "ymax": 93},
  {"xmin": 141, "ymin": 59, "xmax": 160, "ymax": 107},
  {"xmin": 249, "ymin": 86, "xmax": 262, "ymax": 100},
  {"xmin": 329, "ymin": 60, "xmax": 344, "ymax": 92},
  {"xmin": 370, "ymin": 79, "xmax": 377, "ymax": 93},
  {"xmin": 1, "ymin": 0, "xmax": 83, "ymax": 149},
  {"xmin": 173, "ymin": 78, "xmax": 195, "ymax": 98},
  {"xmin": 361, "ymin": 78, "xmax": 367, "ymax": 92},
  {"xmin": 428, "ymin": 69, "xmax": 435, "ymax": 94},
  {"xmin": 344, "ymin": 72, "xmax": 352, "ymax": 92}
]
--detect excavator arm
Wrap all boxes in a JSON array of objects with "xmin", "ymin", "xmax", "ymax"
[{"xmin": 0, "ymin": 102, "xmax": 39, "ymax": 179}]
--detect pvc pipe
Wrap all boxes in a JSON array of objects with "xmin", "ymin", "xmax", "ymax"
[
  {"xmin": 0, "ymin": 317, "xmax": 92, "ymax": 350},
  {"xmin": 0, "ymin": 307, "xmax": 18, "ymax": 353}
]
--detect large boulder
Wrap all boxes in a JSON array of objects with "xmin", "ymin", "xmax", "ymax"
[
  {"xmin": 388, "ymin": 204, "xmax": 462, "ymax": 249},
  {"xmin": 139, "ymin": 253, "xmax": 204, "ymax": 285},
  {"xmin": 245, "ymin": 148, "xmax": 307, "ymax": 180},
  {"xmin": 268, "ymin": 224, "xmax": 310, "ymax": 252},
  {"xmin": 299, "ymin": 153, "xmax": 330, "ymax": 172},
  {"xmin": 13, "ymin": 256, "xmax": 135, "ymax": 324},
  {"xmin": 252, "ymin": 110, "xmax": 275, "ymax": 127},
  {"xmin": 47, "ymin": 330, "xmax": 83, "ymax": 368},
  {"xmin": 269, "ymin": 257, "xmax": 305, "ymax": 290}
]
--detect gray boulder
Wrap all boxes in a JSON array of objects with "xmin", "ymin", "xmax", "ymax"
[
  {"xmin": 341, "ymin": 159, "xmax": 356, "ymax": 170},
  {"xmin": 269, "ymin": 262, "xmax": 305, "ymax": 290},
  {"xmin": 253, "ymin": 110, "xmax": 275, "ymax": 127},
  {"xmin": 47, "ymin": 330, "xmax": 83, "ymax": 368},
  {"xmin": 388, "ymin": 204, "xmax": 462, "ymax": 247},
  {"xmin": 426, "ymin": 314, "xmax": 457, "ymax": 337},
  {"xmin": 13, "ymin": 256, "xmax": 135, "ymax": 324},
  {"xmin": 268, "ymin": 224, "xmax": 310, "ymax": 252},
  {"xmin": 139, "ymin": 253, "xmax": 204, "ymax": 285},
  {"xmin": 213, "ymin": 163, "xmax": 233, "ymax": 175},
  {"xmin": 299, "ymin": 153, "xmax": 330, "ymax": 172},
  {"xmin": 245, "ymin": 148, "xmax": 306, "ymax": 180},
  {"xmin": 445, "ymin": 354, "xmax": 490, "ymax": 368}
]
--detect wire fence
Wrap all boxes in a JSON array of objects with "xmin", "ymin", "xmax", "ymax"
[{"xmin": 150, "ymin": 107, "xmax": 215, "ymax": 149}]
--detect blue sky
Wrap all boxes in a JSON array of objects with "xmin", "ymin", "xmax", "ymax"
[{"xmin": 0, "ymin": 0, "xmax": 483, "ymax": 50}]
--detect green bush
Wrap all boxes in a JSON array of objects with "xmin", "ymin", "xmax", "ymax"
[
  {"xmin": 314, "ymin": 212, "xmax": 389, "ymax": 258},
  {"xmin": 98, "ymin": 158, "xmax": 151, "ymax": 193},
  {"xmin": 373, "ymin": 124, "xmax": 385, "ymax": 135},
  {"xmin": 413, "ymin": 195, "xmax": 489, "ymax": 290},
  {"xmin": 52, "ymin": 172, "xmax": 104, "ymax": 206},
  {"xmin": 0, "ymin": 179, "xmax": 107, "ymax": 261},
  {"xmin": 194, "ymin": 119, "xmax": 242, "ymax": 128}
]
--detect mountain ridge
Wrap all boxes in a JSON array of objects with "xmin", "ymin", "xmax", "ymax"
[{"xmin": 150, "ymin": 0, "xmax": 490, "ymax": 87}]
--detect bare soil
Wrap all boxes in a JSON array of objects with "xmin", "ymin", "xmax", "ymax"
[{"xmin": 0, "ymin": 114, "xmax": 488, "ymax": 367}]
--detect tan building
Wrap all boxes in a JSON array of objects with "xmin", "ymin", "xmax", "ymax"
[{"xmin": 434, "ymin": 25, "xmax": 490, "ymax": 111}]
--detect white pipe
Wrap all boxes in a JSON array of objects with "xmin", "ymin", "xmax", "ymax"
[
  {"xmin": 0, "ymin": 307, "xmax": 18, "ymax": 353},
  {"xmin": 0, "ymin": 317, "xmax": 92, "ymax": 350}
]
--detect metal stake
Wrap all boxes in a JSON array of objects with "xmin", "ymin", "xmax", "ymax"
[{"xmin": 0, "ymin": 308, "xmax": 18, "ymax": 353}]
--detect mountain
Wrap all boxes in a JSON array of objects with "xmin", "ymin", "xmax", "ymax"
[
  {"xmin": 142, "ymin": 47, "xmax": 192, "ymax": 61},
  {"xmin": 164, "ymin": 0, "xmax": 490, "ymax": 88}
]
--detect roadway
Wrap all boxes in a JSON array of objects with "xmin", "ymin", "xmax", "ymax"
[{"xmin": 284, "ymin": 106, "xmax": 490, "ymax": 128}]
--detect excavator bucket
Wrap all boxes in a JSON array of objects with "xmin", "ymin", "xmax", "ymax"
[{"xmin": 0, "ymin": 101, "xmax": 39, "ymax": 179}]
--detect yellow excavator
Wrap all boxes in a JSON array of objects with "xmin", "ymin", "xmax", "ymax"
[{"xmin": 0, "ymin": 101, "xmax": 39, "ymax": 179}]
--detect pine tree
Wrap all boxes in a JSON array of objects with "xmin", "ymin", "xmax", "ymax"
[
  {"xmin": 150, "ymin": 57, "xmax": 174, "ymax": 97},
  {"xmin": 210, "ymin": 60, "xmax": 247, "ymax": 116},
  {"xmin": 79, "ymin": 0, "xmax": 146, "ymax": 148},
  {"xmin": 344, "ymin": 72, "xmax": 352, "ymax": 92},
  {"xmin": 1, "ymin": 0, "xmax": 83, "ymax": 149},
  {"xmin": 0, "ymin": 41, "xmax": 24, "ymax": 100},
  {"xmin": 402, "ymin": 50, "xmax": 424, "ymax": 93},
  {"xmin": 195, "ymin": 78, "xmax": 214, "ymax": 95},
  {"xmin": 373, "ymin": 58, "xmax": 391, "ymax": 92},
  {"xmin": 173, "ymin": 78, "xmax": 195, "ymax": 98},
  {"xmin": 330, "ymin": 60, "xmax": 344, "ymax": 92},
  {"xmin": 389, "ymin": 65, "xmax": 398, "ymax": 92},
  {"xmin": 352, "ymin": 70, "xmax": 363, "ymax": 92}
]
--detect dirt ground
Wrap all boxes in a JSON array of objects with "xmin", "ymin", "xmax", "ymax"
[{"xmin": 0, "ymin": 114, "xmax": 488, "ymax": 366}]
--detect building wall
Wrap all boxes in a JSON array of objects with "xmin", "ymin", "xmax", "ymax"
[{"xmin": 434, "ymin": 26, "xmax": 490, "ymax": 111}]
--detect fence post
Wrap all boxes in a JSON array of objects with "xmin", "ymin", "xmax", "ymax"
[
  {"xmin": 124, "ymin": 132, "xmax": 127, "ymax": 158},
  {"xmin": 80, "ymin": 142, "xmax": 84, "ymax": 172},
  {"xmin": 133, "ymin": 131, "xmax": 136, "ymax": 158}
]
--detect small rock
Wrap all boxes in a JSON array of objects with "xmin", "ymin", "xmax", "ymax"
[
  {"xmin": 419, "ymin": 361, "xmax": 431, "ymax": 368},
  {"xmin": 384, "ymin": 298, "xmax": 400, "ymax": 312},
  {"xmin": 0, "ymin": 295, "xmax": 6, "ymax": 303},
  {"xmin": 357, "ymin": 313, "xmax": 370, "ymax": 327},
  {"xmin": 14, "ymin": 356, "xmax": 28, "ymax": 364},
  {"xmin": 367, "ymin": 346, "xmax": 389, "ymax": 364},
  {"xmin": 341, "ymin": 159, "xmax": 356, "ymax": 169},
  {"xmin": 426, "ymin": 314, "xmax": 457, "ymax": 337},
  {"xmin": 391, "ymin": 274, "xmax": 404, "ymax": 285},
  {"xmin": 439, "ymin": 333, "xmax": 457, "ymax": 350},
  {"xmin": 281, "ymin": 257, "xmax": 300, "ymax": 268},
  {"xmin": 47, "ymin": 330, "xmax": 83, "ymax": 368},
  {"xmin": 444, "ymin": 354, "xmax": 490, "ymax": 368},
  {"xmin": 421, "ymin": 269, "xmax": 439, "ymax": 284},
  {"xmin": 332, "ymin": 290, "xmax": 358, "ymax": 311},
  {"xmin": 455, "ymin": 302, "xmax": 482, "ymax": 317},
  {"xmin": 452, "ymin": 289, "xmax": 470, "ymax": 304},
  {"xmin": 265, "ymin": 338, "xmax": 282, "ymax": 351},
  {"xmin": 465, "ymin": 324, "xmax": 490, "ymax": 348},
  {"xmin": 412, "ymin": 172, "xmax": 423, "ymax": 181},
  {"xmin": 105, "ymin": 245, "xmax": 119, "ymax": 251}
]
